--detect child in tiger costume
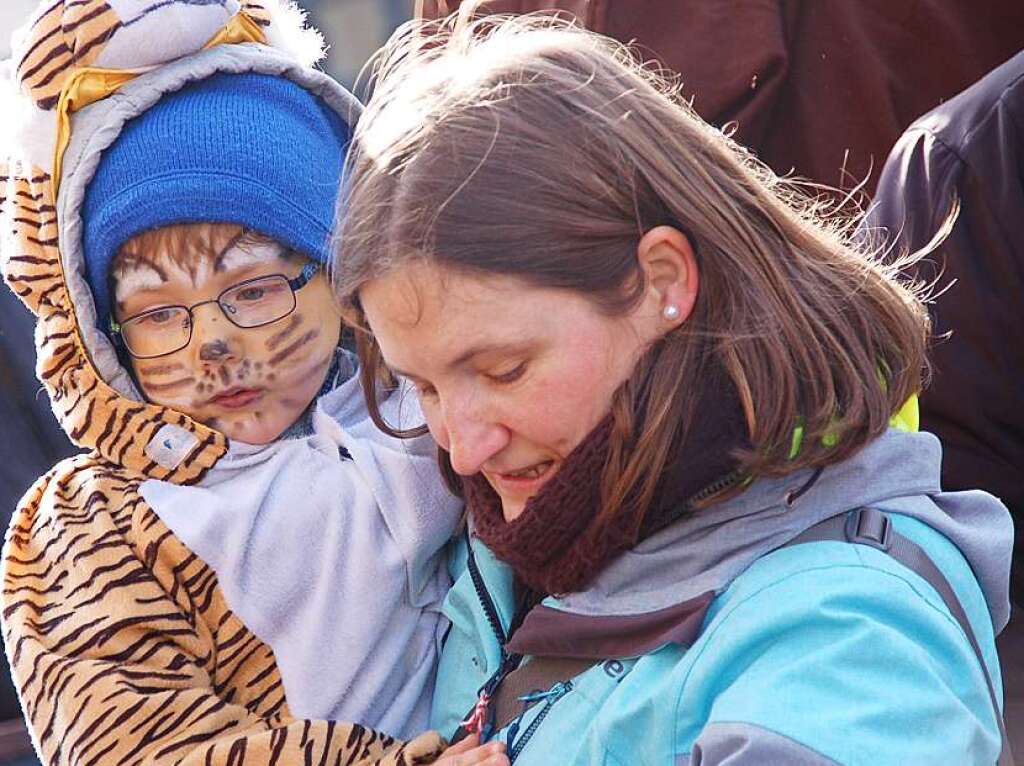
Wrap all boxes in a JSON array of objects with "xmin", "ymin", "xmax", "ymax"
[{"xmin": 0, "ymin": 2, "xmax": 507, "ymax": 765}]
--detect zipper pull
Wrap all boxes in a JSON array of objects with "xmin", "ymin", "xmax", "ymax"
[
  {"xmin": 458, "ymin": 651, "xmax": 524, "ymax": 741},
  {"xmin": 517, "ymin": 681, "xmax": 571, "ymax": 705},
  {"xmin": 460, "ymin": 689, "xmax": 493, "ymax": 737}
]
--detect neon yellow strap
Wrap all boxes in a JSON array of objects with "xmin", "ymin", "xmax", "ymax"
[
  {"xmin": 788, "ymin": 394, "xmax": 920, "ymax": 459},
  {"xmin": 889, "ymin": 393, "xmax": 919, "ymax": 433},
  {"xmin": 50, "ymin": 12, "xmax": 267, "ymax": 199}
]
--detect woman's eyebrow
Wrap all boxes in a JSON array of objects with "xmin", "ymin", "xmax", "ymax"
[
  {"xmin": 389, "ymin": 341, "xmax": 530, "ymax": 379},
  {"xmin": 448, "ymin": 340, "xmax": 532, "ymax": 370}
]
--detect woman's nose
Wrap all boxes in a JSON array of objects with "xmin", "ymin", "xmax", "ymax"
[{"xmin": 442, "ymin": 411, "xmax": 510, "ymax": 476}]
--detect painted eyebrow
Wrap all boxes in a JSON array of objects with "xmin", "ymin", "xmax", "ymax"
[{"xmin": 212, "ymin": 230, "xmax": 252, "ymax": 271}]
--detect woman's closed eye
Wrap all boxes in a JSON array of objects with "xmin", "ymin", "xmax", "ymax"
[{"xmin": 487, "ymin": 361, "xmax": 527, "ymax": 385}]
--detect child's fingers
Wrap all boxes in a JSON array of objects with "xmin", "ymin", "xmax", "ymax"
[
  {"xmin": 443, "ymin": 732, "xmax": 480, "ymax": 755},
  {"xmin": 435, "ymin": 739, "xmax": 507, "ymax": 766},
  {"xmin": 472, "ymin": 753, "xmax": 509, "ymax": 766}
]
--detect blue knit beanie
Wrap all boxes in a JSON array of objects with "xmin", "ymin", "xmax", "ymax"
[{"xmin": 82, "ymin": 72, "xmax": 350, "ymax": 333}]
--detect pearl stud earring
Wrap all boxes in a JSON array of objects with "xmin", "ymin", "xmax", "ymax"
[{"xmin": 663, "ymin": 304, "xmax": 681, "ymax": 321}]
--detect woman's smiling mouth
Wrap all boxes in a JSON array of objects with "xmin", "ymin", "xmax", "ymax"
[{"xmin": 487, "ymin": 460, "xmax": 556, "ymax": 493}]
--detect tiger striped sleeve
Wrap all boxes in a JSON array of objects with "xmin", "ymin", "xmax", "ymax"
[{"xmin": 1, "ymin": 455, "xmax": 445, "ymax": 766}]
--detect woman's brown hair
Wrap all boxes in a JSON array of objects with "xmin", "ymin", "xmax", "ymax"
[{"xmin": 332, "ymin": 10, "xmax": 930, "ymax": 529}]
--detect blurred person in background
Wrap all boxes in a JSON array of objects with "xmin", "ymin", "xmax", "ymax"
[
  {"xmin": 303, "ymin": 0, "xmax": 409, "ymax": 85},
  {"xmin": 416, "ymin": 0, "xmax": 1024, "ymax": 199},
  {"xmin": 868, "ymin": 51, "xmax": 1024, "ymax": 599}
]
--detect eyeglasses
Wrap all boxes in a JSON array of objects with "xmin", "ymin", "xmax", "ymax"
[{"xmin": 111, "ymin": 262, "xmax": 321, "ymax": 359}]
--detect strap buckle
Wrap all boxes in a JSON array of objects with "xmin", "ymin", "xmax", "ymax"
[{"xmin": 845, "ymin": 507, "xmax": 893, "ymax": 552}]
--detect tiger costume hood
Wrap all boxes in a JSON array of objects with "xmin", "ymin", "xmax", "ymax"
[{"xmin": 0, "ymin": 3, "xmax": 454, "ymax": 765}]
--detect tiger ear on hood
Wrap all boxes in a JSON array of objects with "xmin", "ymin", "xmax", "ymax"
[
  {"xmin": 2, "ymin": 0, "xmax": 325, "ymax": 176},
  {"xmin": 50, "ymin": 0, "xmax": 329, "ymax": 75}
]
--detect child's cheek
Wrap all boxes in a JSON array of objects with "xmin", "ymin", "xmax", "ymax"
[
  {"xmin": 132, "ymin": 358, "xmax": 200, "ymax": 408},
  {"xmin": 255, "ymin": 312, "xmax": 322, "ymax": 372},
  {"xmin": 255, "ymin": 307, "xmax": 341, "ymax": 384}
]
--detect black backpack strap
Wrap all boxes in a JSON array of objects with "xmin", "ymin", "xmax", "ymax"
[{"xmin": 785, "ymin": 508, "xmax": 1014, "ymax": 766}]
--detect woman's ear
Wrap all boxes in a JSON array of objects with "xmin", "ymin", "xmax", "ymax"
[{"xmin": 635, "ymin": 225, "xmax": 699, "ymax": 333}]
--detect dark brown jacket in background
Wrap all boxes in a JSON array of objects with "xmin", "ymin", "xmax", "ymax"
[
  {"xmin": 417, "ymin": 0, "xmax": 1024, "ymax": 196},
  {"xmin": 867, "ymin": 51, "xmax": 1024, "ymax": 597}
]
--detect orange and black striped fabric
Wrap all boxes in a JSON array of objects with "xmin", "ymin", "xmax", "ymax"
[
  {"xmin": 4, "ymin": 454, "xmax": 442, "ymax": 765},
  {"xmin": 0, "ymin": 2, "xmax": 446, "ymax": 764},
  {"xmin": 15, "ymin": 0, "xmax": 271, "ymax": 110}
]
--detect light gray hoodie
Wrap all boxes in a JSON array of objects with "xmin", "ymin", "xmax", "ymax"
[{"xmin": 54, "ymin": 44, "xmax": 464, "ymax": 738}]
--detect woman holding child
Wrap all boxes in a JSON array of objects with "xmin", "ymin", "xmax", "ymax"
[
  {"xmin": 335, "ymin": 13, "xmax": 1015, "ymax": 765},
  {"xmin": 0, "ymin": 1, "xmax": 1014, "ymax": 763}
]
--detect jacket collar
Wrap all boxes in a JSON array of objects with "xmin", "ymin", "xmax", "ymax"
[
  {"xmin": 507, "ymin": 590, "xmax": 715, "ymax": 659},
  {"xmin": 465, "ymin": 428, "xmax": 1012, "ymax": 656}
]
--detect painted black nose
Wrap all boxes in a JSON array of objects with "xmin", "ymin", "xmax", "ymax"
[{"xmin": 199, "ymin": 339, "xmax": 232, "ymax": 362}]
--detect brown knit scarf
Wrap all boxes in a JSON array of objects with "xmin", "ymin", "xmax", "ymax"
[{"xmin": 465, "ymin": 365, "xmax": 750, "ymax": 596}]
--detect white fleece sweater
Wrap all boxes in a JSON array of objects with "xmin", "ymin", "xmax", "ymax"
[{"xmin": 140, "ymin": 354, "xmax": 462, "ymax": 738}]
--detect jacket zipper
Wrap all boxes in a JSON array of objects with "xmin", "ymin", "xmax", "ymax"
[
  {"xmin": 467, "ymin": 533, "xmax": 507, "ymax": 645},
  {"xmin": 460, "ymin": 535, "xmax": 523, "ymax": 739},
  {"xmin": 685, "ymin": 468, "xmax": 744, "ymax": 506},
  {"xmin": 507, "ymin": 682, "xmax": 574, "ymax": 762}
]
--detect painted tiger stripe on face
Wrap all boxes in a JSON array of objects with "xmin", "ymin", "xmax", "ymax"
[
  {"xmin": 264, "ymin": 313, "xmax": 302, "ymax": 351},
  {"xmin": 267, "ymin": 328, "xmax": 320, "ymax": 367}
]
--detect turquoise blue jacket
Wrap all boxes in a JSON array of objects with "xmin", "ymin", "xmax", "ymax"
[{"xmin": 430, "ymin": 429, "xmax": 1013, "ymax": 765}]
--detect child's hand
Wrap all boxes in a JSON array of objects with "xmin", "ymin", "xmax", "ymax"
[{"xmin": 434, "ymin": 733, "xmax": 509, "ymax": 766}]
